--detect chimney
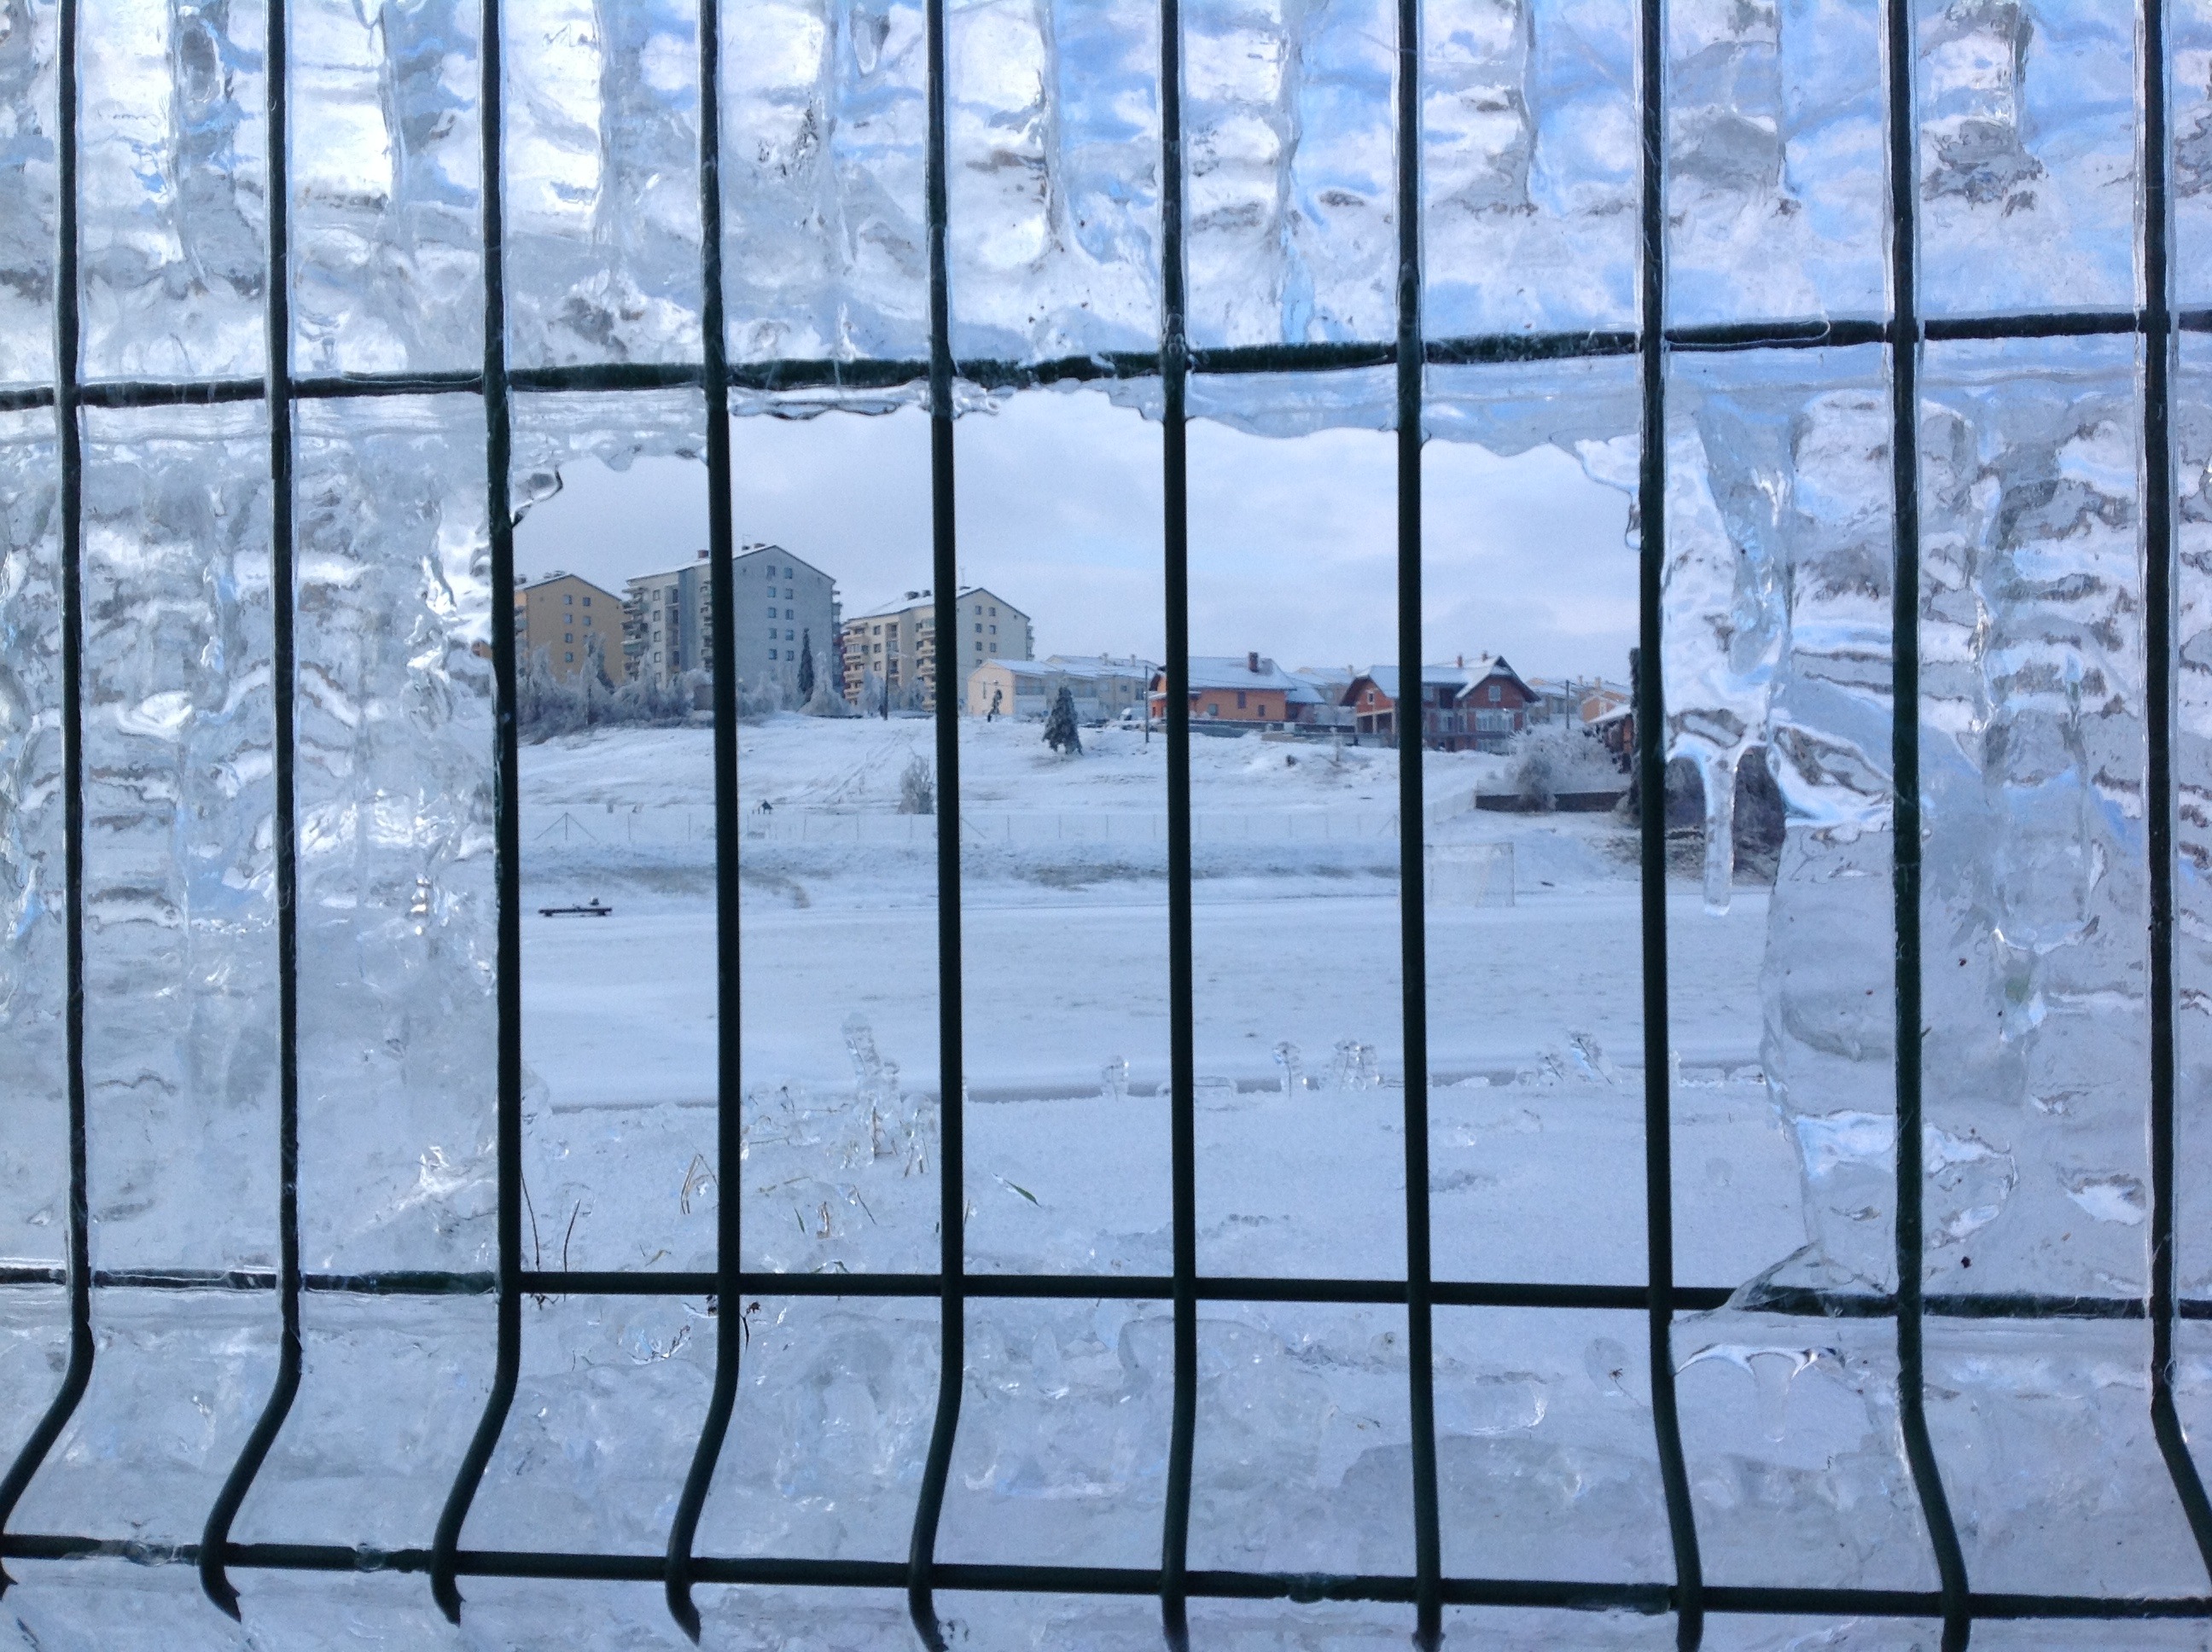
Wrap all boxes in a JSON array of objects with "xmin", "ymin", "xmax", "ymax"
[
  {"xmin": 1247, "ymin": 650, "xmax": 1260, "ymax": 674},
  {"xmin": 697, "ymin": 547, "xmax": 709, "ymax": 560},
  {"xmin": 1456, "ymin": 653, "xmax": 1464, "ymax": 668}
]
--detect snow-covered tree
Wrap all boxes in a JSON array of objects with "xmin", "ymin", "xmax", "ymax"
[
  {"xmin": 1043, "ymin": 684, "xmax": 1082, "ymax": 755},
  {"xmin": 797, "ymin": 629, "xmax": 815, "ymax": 704},
  {"xmin": 898, "ymin": 755, "xmax": 934, "ymax": 815}
]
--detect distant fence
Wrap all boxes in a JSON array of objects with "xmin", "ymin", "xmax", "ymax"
[{"xmin": 525, "ymin": 788, "xmax": 1484, "ymax": 851}]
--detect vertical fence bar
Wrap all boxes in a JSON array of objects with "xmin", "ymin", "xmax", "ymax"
[
  {"xmin": 664, "ymin": 0, "xmax": 742, "ymax": 1632},
  {"xmin": 0, "ymin": 0, "xmax": 90, "ymax": 1586},
  {"xmin": 1156, "ymin": 0, "xmax": 1197, "ymax": 1633},
  {"xmin": 2141, "ymin": 0, "xmax": 2212, "ymax": 1578},
  {"xmin": 1633, "ymin": 0, "xmax": 1704, "ymax": 1643},
  {"xmin": 1391, "ymin": 0, "xmax": 1441, "ymax": 1642},
  {"xmin": 430, "ymin": 0, "xmax": 521, "ymax": 1613},
  {"xmin": 905, "ymin": 0, "xmax": 965, "ymax": 1634},
  {"xmin": 198, "ymin": 0, "xmax": 302, "ymax": 1609},
  {"xmin": 1882, "ymin": 0, "xmax": 1971, "ymax": 1644}
]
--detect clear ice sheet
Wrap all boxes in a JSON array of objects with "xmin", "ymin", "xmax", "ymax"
[
  {"xmin": 1422, "ymin": 0, "xmax": 1639, "ymax": 337},
  {"xmin": 1663, "ymin": 0, "xmax": 1887, "ymax": 328},
  {"xmin": 1917, "ymin": 337, "xmax": 2151, "ymax": 1300},
  {"xmin": 77, "ymin": 0, "xmax": 269, "ymax": 381},
  {"xmin": 2180, "ymin": 346, "xmax": 2212, "ymax": 1296},
  {"xmin": 504, "ymin": 0, "xmax": 705, "ymax": 368},
  {"xmin": 3, "ymin": 1565, "xmax": 476, "ymax": 1652},
  {"xmin": 0, "ymin": 409, "xmax": 64, "ymax": 1268},
  {"xmin": 8, "ymin": 1287, "xmax": 277, "ymax": 1538},
  {"xmin": 81, "ymin": 404, "xmax": 279, "ymax": 1274},
  {"xmin": 288, "ymin": 0, "xmax": 484, "ymax": 376},
  {"xmin": 0, "ymin": 0, "xmax": 59, "ymax": 387},
  {"xmin": 294, "ymin": 396, "xmax": 498, "ymax": 1272},
  {"xmin": 1180, "ymin": 0, "xmax": 1394, "ymax": 347},
  {"xmin": 1914, "ymin": 0, "xmax": 2139, "ymax": 319}
]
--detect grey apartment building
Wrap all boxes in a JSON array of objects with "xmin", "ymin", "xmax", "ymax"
[{"xmin": 625, "ymin": 544, "xmax": 838, "ymax": 699}]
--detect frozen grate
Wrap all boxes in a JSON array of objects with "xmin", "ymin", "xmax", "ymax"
[{"xmin": 0, "ymin": 0, "xmax": 2209, "ymax": 1646}]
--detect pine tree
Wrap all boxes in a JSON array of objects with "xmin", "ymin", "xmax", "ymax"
[
  {"xmin": 1044, "ymin": 683, "xmax": 1082, "ymax": 755},
  {"xmin": 797, "ymin": 629, "xmax": 815, "ymax": 703}
]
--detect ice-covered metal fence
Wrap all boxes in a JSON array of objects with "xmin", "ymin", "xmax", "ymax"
[{"xmin": 4, "ymin": 0, "xmax": 2212, "ymax": 1645}]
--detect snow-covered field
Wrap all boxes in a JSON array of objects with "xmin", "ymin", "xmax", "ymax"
[{"xmin": 515, "ymin": 716, "xmax": 1789, "ymax": 1287}]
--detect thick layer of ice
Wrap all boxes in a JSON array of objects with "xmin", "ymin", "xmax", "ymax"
[
  {"xmin": 289, "ymin": 0, "xmax": 482, "ymax": 375},
  {"xmin": 1915, "ymin": 0, "xmax": 2139, "ymax": 318},
  {"xmin": 0, "ymin": 0, "xmax": 59, "ymax": 387},
  {"xmin": 2178, "ymin": 346, "xmax": 2212, "ymax": 1295},
  {"xmin": 293, "ymin": 396, "xmax": 498, "ymax": 1271},
  {"xmin": 1916, "ymin": 338, "xmax": 2151, "ymax": 1300},
  {"xmin": 78, "ymin": 0, "xmax": 268, "ymax": 381},
  {"xmin": 504, "ymin": 0, "xmax": 704, "ymax": 367},
  {"xmin": 81, "ymin": 404, "xmax": 280, "ymax": 1273},
  {"xmin": 0, "ymin": 410, "xmax": 64, "ymax": 1266}
]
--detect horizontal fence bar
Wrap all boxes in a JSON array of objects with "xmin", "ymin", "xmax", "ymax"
[
  {"xmin": 4, "ymin": 303, "xmax": 2205, "ymax": 417},
  {"xmin": 4, "ymin": 1264, "xmax": 2197, "ymax": 1321},
  {"xmin": 4, "ymin": 1535, "xmax": 2212, "ymax": 1623}
]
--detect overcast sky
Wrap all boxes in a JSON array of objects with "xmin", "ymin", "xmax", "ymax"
[{"xmin": 516, "ymin": 389, "xmax": 1638, "ymax": 683}]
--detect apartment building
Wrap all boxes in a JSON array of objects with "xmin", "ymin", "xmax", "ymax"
[
  {"xmin": 841, "ymin": 585, "xmax": 1032, "ymax": 712},
  {"xmin": 515, "ymin": 572, "xmax": 623, "ymax": 681},
  {"xmin": 625, "ymin": 544, "xmax": 838, "ymax": 699}
]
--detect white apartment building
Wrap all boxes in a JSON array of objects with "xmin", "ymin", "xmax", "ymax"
[
  {"xmin": 840, "ymin": 585, "xmax": 1032, "ymax": 713},
  {"xmin": 625, "ymin": 544, "xmax": 838, "ymax": 700}
]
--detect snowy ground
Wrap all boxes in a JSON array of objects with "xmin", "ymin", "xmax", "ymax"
[{"xmin": 515, "ymin": 716, "xmax": 1789, "ymax": 1288}]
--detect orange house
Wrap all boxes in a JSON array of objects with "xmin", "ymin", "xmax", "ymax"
[{"xmin": 1148, "ymin": 653, "xmax": 1321, "ymax": 724}]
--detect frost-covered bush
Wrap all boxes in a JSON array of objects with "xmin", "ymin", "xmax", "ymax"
[
  {"xmin": 736, "ymin": 677, "xmax": 787, "ymax": 720},
  {"xmin": 898, "ymin": 755, "xmax": 934, "ymax": 815},
  {"xmin": 518, "ymin": 645, "xmax": 699, "ymax": 739},
  {"xmin": 1507, "ymin": 724, "xmax": 1621, "ymax": 811},
  {"xmin": 800, "ymin": 673, "xmax": 854, "ymax": 717}
]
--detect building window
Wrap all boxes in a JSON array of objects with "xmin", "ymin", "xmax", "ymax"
[
  {"xmin": 1237, "ymin": 691, "xmax": 1248, "ymax": 710},
  {"xmin": 564, "ymin": 651, "xmax": 573, "ymax": 662},
  {"xmin": 1488, "ymin": 683, "xmax": 1503, "ymax": 703}
]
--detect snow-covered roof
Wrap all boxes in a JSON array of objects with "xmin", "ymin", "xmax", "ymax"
[
  {"xmin": 1348, "ymin": 656, "xmax": 1533, "ymax": 704},
  {"xmin": 520, "ymin": 568, "xmax": 620, "ymax": 597},
  {"xmin": 849, "ymin": 585, "xmax": 1027, "ymax": 623},
  {"xmin": 1168, "ymin": 655, "xmax": 1324, "ymax": 703},
  {"xmin": 979, "ymin": 657, "xmax": 1153, "ymax": 685}
]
